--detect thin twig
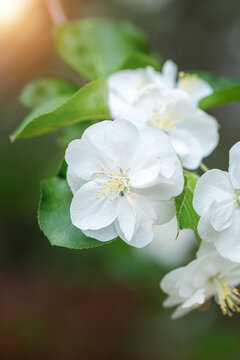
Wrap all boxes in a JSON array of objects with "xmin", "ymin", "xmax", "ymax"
[
  {"xmin": 44, "ymin": 0, "xmax": 68, "ymax": 25},
  {"xmin": 199, "ymin": 162, "xmax": 209, "ymax": 173}
]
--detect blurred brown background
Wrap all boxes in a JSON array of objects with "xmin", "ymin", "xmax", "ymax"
[{"xmin": 0, "ymin": 0, "xmax": 240, "ymax": 359}]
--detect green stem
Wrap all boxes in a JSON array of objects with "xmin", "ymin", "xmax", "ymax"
[{"xmin": 200, "ymin": 162, "xmax": 209, "ymax": 173}]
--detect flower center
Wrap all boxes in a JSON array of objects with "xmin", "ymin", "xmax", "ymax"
[
  {"xmin": 93, "ymin": 168, "xmax": 130, "ymax": 201},
  {"xmin": 178, "ymin": 72, "xmax": 201, "ymax": 93},
  {"xmin": 148, "ymin": 106, "xmax": 185, "ymax": 132},
  {"xmin": 212, "ymin": 277, "xmax": 240, "ymax": 317}
]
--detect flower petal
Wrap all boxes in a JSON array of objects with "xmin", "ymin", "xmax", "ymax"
[
  {"xmin": 82, "ymin": 119, "xmax": 140, "ymax": 171},
  {"xmin": 66, "ymin": 167, "xmax": 84, "ymax": 194},
  {"xmin": 82, "ymin": 223, "xmax": 118, "ymax": 242},
  {"xmin": 229, "ymin": 141, "xmax": 240, "ymax": 189},
  {"xmin": 214, "ymin": 209, "xmax": 240, "ymax": 263},
  {"xmin": 117, "ymin": 197, "xmax": 137, "ymax": 242},
  {"xmin": 70, "ymin": 181, "xmax": 118, "ymax": 230},
  {"xmin": 197, "ymin": 213, "xmax": 219, "ymax": 243},
  {"xmin": 160, "ymin": 60, "xmax": 178, "ymax": 88},
  {"xmin": 130, "ymin": 127, "xmax": 184, "ymax": 199},
  {"xmin": 209, "ymin": 198, "xmax": 234, "ymax": 232},
  {"xmin": 193, "ymin": 169, "xmax": 234, "ymax": 216},
  {"xmin": 178, "ymin": 75, "xmax": 213, "ymax": 104}
]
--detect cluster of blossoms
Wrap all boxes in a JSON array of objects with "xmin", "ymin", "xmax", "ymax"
[{"xmin": 65, "ymin": 60, "xmax": 240, "ymax": 319}]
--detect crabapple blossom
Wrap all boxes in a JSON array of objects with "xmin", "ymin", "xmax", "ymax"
[
  {"xmin": 160, "ymin": 242, "xmax": 240, "ymax": 319},
  {"xmin": 109, "ymin": 86, "xmax": 219, "ymax": 169},
  {"xmin": 108, "ymin": 60, "xmax": 213, "ymax": 107},
  {"xmin": 193, "ymin": 142, "xmax": 240, "ymax": 263},
  {"xmin": 65, "ymin": 119, "xmax": 184, "ymax": 248}
]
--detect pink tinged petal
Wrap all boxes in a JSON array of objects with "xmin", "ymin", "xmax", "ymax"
[
  {"xmin": 209, "ymin": 199, "xmax": 235, "ymax": 232},
  {"xmin": 117, "ymin": 197, "xmax": 137, "ymax": 242},
  {"xmin": 82, "ymin": 119, "xmax": 140, "ymax": 170},
  {"xmin": 70, "ymin": 181, "xmax": 118, "ymax": 231},
  {"xmin": 193, "ymin": 169, "xmax": 234, "ymax": 216},
  {"xmin": 82, "ymin": 223, "xmax": 118, "ymax": 242},
  {"xmin": 66, "ymin": 168, "xmax": 84, "ymax": 194},
  {"xmin": 229, "ymin": 141, "xmax": 240, "ymax": 189}
]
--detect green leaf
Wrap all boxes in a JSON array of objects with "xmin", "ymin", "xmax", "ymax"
[
  {"xmin": 120, "ymin": 52, "xmax": 161, "ymax": 71},
  {"xmin": 199, "ymin": 84, "xmax": 240, "ymax": 110},
  {"xmin": 39, "ymin": 176, "xmax": 113, "ymax": 249},
  {"xmin": 175, "ymin": 171, "xmax": 200, "ymax": 235},
  {"xmin": 10, "ymin": 78, "xmax": 110, "ymax": 141},
  {"xmin": 20, "ymin": 77, "xmax": 78, "ymax": 109},
  {"xmin": 54, "ymin": 19, "xmax": 149, "ymax": 79}
]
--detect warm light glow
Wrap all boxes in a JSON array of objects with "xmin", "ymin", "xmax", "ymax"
[{"xmin": 0, "ymin": 0, "xmax": 33, "ymax": 24}]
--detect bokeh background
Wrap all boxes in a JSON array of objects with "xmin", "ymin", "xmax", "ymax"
[{"xmin": 1, "ymin": 0, "xmax": 240, "ymax": 359}]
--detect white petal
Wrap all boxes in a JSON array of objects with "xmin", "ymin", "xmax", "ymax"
[
  {"xmin": 178, "ymin": 75, "xmax": 213, "ymax": 104},
  {"xmin": 214, "ymin": 209, "xmax": 240, "ymax": 263},
  {"xmin": 161, "ymin": 267, "xmax": 184, "ymax": 297},
  {"xmin": 229, "ymin": 141, "xmax": 240, "ymax": 189},
  {"xmin": 108, "ymin": 68, "xmax": 157, "ymax": 104},
  {"xmin": 130, "ymin": 127, "xmax": 184, "ymax": 200},
  {"xmin": 197, "ymin": 213, "xmax": 219, "ymax": 243},
  {"xmin": 182, "ymin": 288, "xmax": 206, "ymax": 308},
  {"xmin": 65, "ymin": 138, "xmax": 111, "ymax": 180},
  {"xmin": 193, "ymin": 169, "xmax": 234, "ymax": 216},
  {"xmin": 82, "ymin": 223, "xmax": 118, "ymax": 241},
  {"xmin": 169, "ymin": 128, "xmax": 203, "ymax": 169},
  {"xmin": 82, "ymin": 119, "xmax": 140, "ymax": 171},
  {"xmin": 174, "ymin": 108, "xmax": 219, "ymax": 159},
  {"xmin": 117, "ymin": 197, "xmax": 137, "ymax": 242},
  {"xmin": 66, "ymin": 168, "xmax": 84, "ymax": 194},
  {"xmin": 161, "ymin": 60, "xmax": 178, "ymax": 88},
  {"xmin": 70, "ymin": 181, "xmax": 118, "ymax": 230},
  {"xmin": 209, "ymin": 198, "xmax": 234, "ymax": 231},
  {"xmin": 151, "ymin": 199, "xmax": 175, "ymax": 225}
]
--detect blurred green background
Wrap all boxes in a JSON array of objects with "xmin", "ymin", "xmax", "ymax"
[{"xmin": 1, "ymin": 0, "xmax": 240, "ymax": 358}]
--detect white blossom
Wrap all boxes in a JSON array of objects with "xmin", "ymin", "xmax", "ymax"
[
  {"xmin": 160, "ymin": 242, "xmax": 240, "ymax": 319},
  {"xmin": 65, "ymin": 119, "xmax": 184, "ymax": 248},
  {"xmin": 193, "ymin": 142, "xmax": 240, "ymax": 263},
  {"xmin": 108, "ymin": 60, "xmax": 213, "ymax": 107},
  {"xmin": 109, "ymin": 86, "xmax": 219, "ymax": 169}
]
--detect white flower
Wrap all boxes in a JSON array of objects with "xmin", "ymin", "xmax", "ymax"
[
  {"xmin": 160, "ymin": 242, "xmax": 240, "ymax": 319},
  {"xmin": 108, "ymin": 60, "xmax": 213, "ymax": 107},
  {"xmin": 193, "ymin": 142, "xmax": 240, "ymax": 263},
  {"xmin": 109, "ymin": 86, "xmax": 219, "ymax": 169},
  {"xmin": 141, "ymin": 217, "xmax": 196, "ymax": 267},
  {"xmin": 65, "ymin": 119, "xmax": 184, "ymax": 248}
]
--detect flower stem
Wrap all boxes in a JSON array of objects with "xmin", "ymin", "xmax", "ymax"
[
  {"xmin": 44, "ymin": 0, "xmax": 68, "ymax": 25},
  {"xmin": 199, "ymin": 162, "xmax": 209, "ymax": 173}
]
